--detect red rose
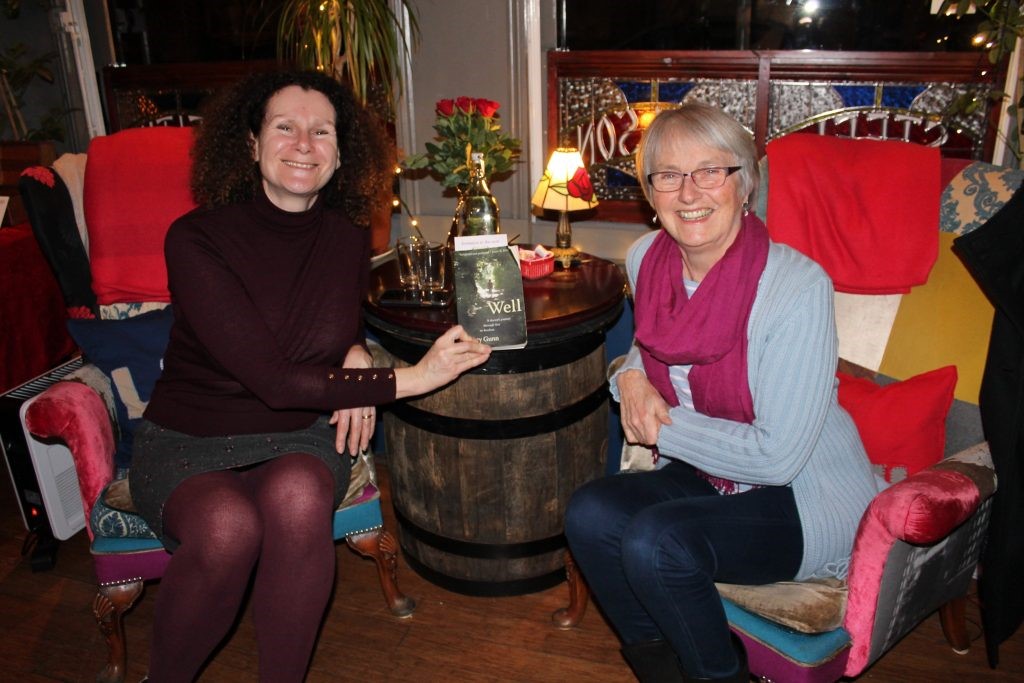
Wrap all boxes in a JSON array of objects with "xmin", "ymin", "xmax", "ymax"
[
  {"xmin": 474, "ymin": 98, "xmax": 500, "ymax": 117},
  {"xmin": 436, "ymin": 99, "xmax": 455, "ymax": 116},
  {"xmin": 567, "ymin": 166, "xmax": 594, "ymax": 202},
  {"xmin": 21, "ymin": 165, "xmax": 55, "ymax": 188},
  {"xmin": 455, "ymin": 96, "xmax": 475, "ymax": 114}
]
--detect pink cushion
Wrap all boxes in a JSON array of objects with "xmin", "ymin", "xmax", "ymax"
[
  {"xmin": 837, "ymin": 366, "xmax": 957, "ymax": 483},
  {"xmin": 869, "ymin": 468, "xmax": 983, "ymax": 544},
  {"xmin": 84, "ymin": 127, "xmax": 197, "ymax": 305}
]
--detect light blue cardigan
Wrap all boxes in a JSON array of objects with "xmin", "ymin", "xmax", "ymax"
[{"xmin": 612, "ymin": 231, "xmax": 878, "ymax": 580}]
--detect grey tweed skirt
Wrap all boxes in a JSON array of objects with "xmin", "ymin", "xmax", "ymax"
[{"xmin": 128, "ymin": 415, "xmax": 352, "ymax": 549}]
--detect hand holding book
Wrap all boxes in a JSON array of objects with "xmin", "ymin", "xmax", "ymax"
[{"xmin": 394, "ymin": 325, "xmax": 491, "ymax": 399}]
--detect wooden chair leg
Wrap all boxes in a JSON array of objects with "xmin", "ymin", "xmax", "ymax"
[
  {"xmin": 552, "ymin": 550, "xmax": 590, "ymax": 629},
  {"xmin": 93, "ymin": 579, "xmax": 144, "ymax": 683},
  {"xmin": 939, "ymin": 595, "xmax": 970, "ymax": 654},
  {"xmin": 346, "ymin": 529, "xmax": 416, "ymax": 617}
]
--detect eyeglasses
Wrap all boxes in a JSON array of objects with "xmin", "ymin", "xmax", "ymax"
[{"xmin": 647, "ymin": 166, "xmax": 742, "ymax": 192}]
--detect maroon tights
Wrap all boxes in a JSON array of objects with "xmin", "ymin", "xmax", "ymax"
[{"xmin": 148, "ymin": 453, "xmax": 336, "ymax": 682}]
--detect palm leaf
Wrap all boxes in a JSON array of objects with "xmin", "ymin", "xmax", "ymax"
[{"xmin": 277, "ymin": 0, "xmax": 419, "ymax": 114}]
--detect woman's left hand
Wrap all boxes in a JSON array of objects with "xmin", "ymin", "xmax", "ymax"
[
  {"xmin": 329, "ymin": 345, "xmax": 377, "ymax": 455},
  {"xmin": 617, "ymin": 369, "xmax": 673, "ymax": 446}
]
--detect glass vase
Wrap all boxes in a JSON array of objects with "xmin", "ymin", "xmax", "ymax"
[{"xmin": 453, "ymin": 152, "xmax": 501, "ymax": 237}]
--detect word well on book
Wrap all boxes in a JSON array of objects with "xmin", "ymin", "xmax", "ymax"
[{"xmin": 452, "ymin": 234, "xmax": 528, "ymax": 350}]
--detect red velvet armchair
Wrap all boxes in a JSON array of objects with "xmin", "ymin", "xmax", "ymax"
[{"xmin": 553, "ymin": 140, "xmax": 1006, "ymax": 682}]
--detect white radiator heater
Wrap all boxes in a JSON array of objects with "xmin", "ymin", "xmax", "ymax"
[
  {"xmin": 18, "ymin": 396, "xmax": 86, "ymax": 540},
  {"xmin": 1, "ymin": 356, "xmax": 87, "ymax": 545}
]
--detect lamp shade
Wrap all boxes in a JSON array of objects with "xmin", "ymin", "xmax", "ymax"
[{"xmin": 531, "ymin": 148, "xmax": 598, "ymax": 213}]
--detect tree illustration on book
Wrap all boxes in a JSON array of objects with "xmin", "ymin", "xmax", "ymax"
[{"xmin": 452, "ymin": 235, "xmax": 527, "ymax": 350}]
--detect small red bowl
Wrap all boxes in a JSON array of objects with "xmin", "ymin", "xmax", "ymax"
[{"xmin": 520, "ymin": 252, "xmax": 555, "ymax": 280}]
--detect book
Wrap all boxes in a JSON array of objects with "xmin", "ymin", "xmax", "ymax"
[{"xmin": 452, "ymin": 234, "xmax": 527, "ymax": 350}]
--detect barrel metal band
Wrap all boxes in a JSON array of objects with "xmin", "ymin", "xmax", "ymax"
[
  {"xmin": 400, "ymin": 549, "xmax": 566, "ymax": 597},
  {"xmin": 377, "ymin": 330, "xmax": 604, "ymax": 374},
  {"xmin": 389, "ymin": 385, "xmax": 607, "ymax": 439},
  {"xmin": 393, "ymin": 505, "xmax": 566, "ymax": 560}
]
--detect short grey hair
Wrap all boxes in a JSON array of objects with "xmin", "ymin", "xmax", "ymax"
[{"xmin": 635, "ymin": 102, "xmax": 759, "ymax": 208}]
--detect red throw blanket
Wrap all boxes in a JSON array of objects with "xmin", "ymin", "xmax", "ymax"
[
  {"xmin": 0, "ymin": 223, "xmax": 77, "ymax": 392},
  {"xmin": 766, "ymin": 135, "xmax": 940, "ymax": 294}
]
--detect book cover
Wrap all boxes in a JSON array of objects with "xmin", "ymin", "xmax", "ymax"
[{"xmin": 452, "ymin": 235, "xmax": 527, "ymax": 350}]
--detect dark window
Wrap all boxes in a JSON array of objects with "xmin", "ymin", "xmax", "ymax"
[
  {"xmin": 561, "ymin": 0, "xmax": 987, "ymax": 52},
  {"xmin": 107, "ymin": 0, "xmax": 279, "ymax": 64}
]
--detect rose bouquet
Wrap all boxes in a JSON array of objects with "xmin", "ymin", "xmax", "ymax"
[{"xmin": 404, "ymin": 97, "xmax": 522, "ymax": 189}]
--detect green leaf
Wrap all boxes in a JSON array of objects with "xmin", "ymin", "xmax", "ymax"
[{"xmin": 276, "ymin": 0, "xmax": 419, "ymax": 114}]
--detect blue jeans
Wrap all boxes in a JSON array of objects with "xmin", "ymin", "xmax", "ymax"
[{"xmin": 564, "ymin": 461, "xmax": 803, "ymax": 679}]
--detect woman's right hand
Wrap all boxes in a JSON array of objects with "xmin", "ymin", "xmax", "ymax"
[
  {"xmin": 617, "ymin": 369, "xmax": 673, "ymax": 446},
  {"xmin": 395, "ymin": 325, "xmax": 491, "ymax": 398}
]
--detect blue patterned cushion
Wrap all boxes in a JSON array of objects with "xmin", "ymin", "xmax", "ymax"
[
  {"xmin": 940, "ymin": 162, "xmax": 1024, "ymax": 236},
  {"xmin": 90, "ymin": 479, "xmax": 157, "ymax": 539}
]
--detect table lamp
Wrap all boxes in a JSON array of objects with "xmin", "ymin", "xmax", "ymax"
[{"xmin": 531, "ymin": 147, "xmax": 598, "ymax": 267}]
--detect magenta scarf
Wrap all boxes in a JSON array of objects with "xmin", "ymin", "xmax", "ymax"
[{"xmin": 635, "ymin": 213, "xmax": 770, "ymax": 424}]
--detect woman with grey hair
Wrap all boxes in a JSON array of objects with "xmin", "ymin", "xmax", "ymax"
[{"xmin": 564, "ymin": 103, "xmax": 877, "ymax": 682}]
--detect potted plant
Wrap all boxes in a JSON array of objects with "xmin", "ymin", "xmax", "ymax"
[
  {"xmin": 939, "ymin": 0, "xmax": 1024, "ymax": 165},
  {"xmin": 276, "ymin": 0, "xmax": 419, "ymax": 253},
  {"xmin": 0, "ymin": 38, "xmax": 63, "ymax": 224},
  {"xmin": 0, "ymin": 41, "xmax": 64, "ymax": 140}
]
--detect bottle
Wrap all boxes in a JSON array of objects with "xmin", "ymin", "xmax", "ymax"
[{"xmin": 455, "ymin": 152, "xmax": 501, "ymax": 236}]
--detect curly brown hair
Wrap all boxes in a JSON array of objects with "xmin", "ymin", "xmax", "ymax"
[{"xmin": 190, "ymin": 70, "xmax": 395, "ymax": 229}]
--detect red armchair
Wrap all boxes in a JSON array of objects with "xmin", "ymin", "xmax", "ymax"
[
  {"xmin": 553, "ymin": 141, "xmax": 1006, "ymax": 682},
  {"xmin": 19, "ymin": 126, "xmax": 414, "ymax": 683}
]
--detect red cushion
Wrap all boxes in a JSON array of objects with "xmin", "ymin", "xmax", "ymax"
[
  {"xmin": 837, "ymin": 366, "xmax": 957, "ymax": 482},
  {"xmin": 84, "ymin": 127, "xmax": 197, "ymax": 305}
]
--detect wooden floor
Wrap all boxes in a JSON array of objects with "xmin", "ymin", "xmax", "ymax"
[{"xmin": 1, "ymin": 463, "xmax": 1021, "ymax": 682}]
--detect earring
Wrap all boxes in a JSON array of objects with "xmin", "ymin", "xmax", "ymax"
[
  {"xmin": 652, "ymin": 214, "xmax": 659, "ymax": 225},
  {"xmin": 743, "ymin": 201, "xmax": 750, "ymax": 217}
]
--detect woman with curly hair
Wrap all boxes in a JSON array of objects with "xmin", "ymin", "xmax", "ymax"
[{"xmin": 128, "ymin": 70, "xmax": 491, "ymax": 682}]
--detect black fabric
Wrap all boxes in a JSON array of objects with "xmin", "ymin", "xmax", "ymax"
[
  {"xmin": 18, "ymin": 167, "xmax": 97, "ymax": 317},
  {"xmin": 680, "ymin": 635, "xmax": 749, "ymax": 683},
  {"xmin": 129, "ymin": 415, "xmax": 351, "ymax": 548},
  {"xmin": 953, "ymin": 186, "xmax": 1024, "ymax": 668},
  {"xmin": 621, "ymin": 640, "xmax": 685, "ymax": 683}
]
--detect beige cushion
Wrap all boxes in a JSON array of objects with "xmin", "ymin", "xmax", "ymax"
[
  {"xmin": 340, "ymin": 452, "xmax": 375, "ymax": 507},
  {"xmin": 716, "ymin": 578, "xmax": 847, "ymax": 633}
]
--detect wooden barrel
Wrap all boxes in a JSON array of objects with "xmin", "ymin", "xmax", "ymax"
[
  {"xmin": 383, "ymin": 335, "xmax": 610, "ymax": 596},
  {"xmin": 366, "ymin": 256, "xmax": 626, "ymax": 596}
]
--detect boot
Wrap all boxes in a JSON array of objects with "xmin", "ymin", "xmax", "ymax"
[
  {"xmin": 680, "ymin": 633, "xmax": 750, "ymax": 683},
  {"xmin": 621, "ymin": 640, "xmax": 686, "ymax": 682}
]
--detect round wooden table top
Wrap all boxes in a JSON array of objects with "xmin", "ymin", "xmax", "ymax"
[{"xmin": 364, "ymin": 253, "xmax": 627, "ymax": 348}]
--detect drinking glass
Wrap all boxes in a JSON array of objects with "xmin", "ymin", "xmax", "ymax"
[
  {"xmin": 395, "ymin": 235, "xmax": 423, "ymax": 290},
  {"xmin": 417, "ymin": 241, "xmax": 446, "ymax": 292}
]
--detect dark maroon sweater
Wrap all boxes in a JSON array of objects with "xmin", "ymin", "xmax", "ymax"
[{"xmin": 144, "ymin": 190, "xmax": 396, "ymax": 437}]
